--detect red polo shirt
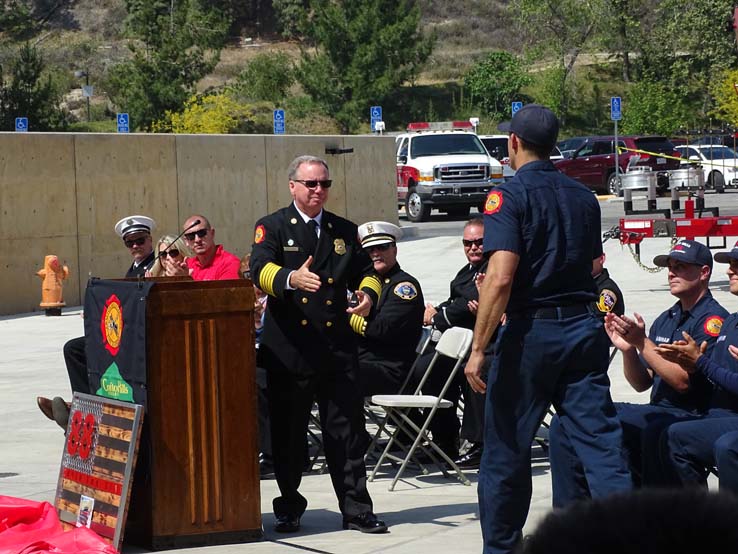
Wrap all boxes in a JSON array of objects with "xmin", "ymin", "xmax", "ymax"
[{"xmin": 187, "ymin": 245, "xmax": 241, "ymax": 281}]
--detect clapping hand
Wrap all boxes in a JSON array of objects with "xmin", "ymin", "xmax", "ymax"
[{"xmin": 655, "ymin": 332, "xmax": 707, "ymax": 371}]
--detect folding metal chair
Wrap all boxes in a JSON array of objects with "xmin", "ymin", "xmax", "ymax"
[{"xmin": 369, "ymin": 326, "xmax": 473, "ymax": 491}]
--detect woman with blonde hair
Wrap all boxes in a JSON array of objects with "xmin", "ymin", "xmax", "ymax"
[{"xmin": 147, "ymin": 234, "xmax": 191, "ymax": 277}]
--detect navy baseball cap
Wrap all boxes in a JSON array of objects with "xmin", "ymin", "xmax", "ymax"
[
  {"xmin": 653, "ymin": 239, "xmax": 713, "ymax": 269},
  {"xmin": 497, "ymin": 104, "xmax": 559, "ymax": 149},
  {"xmin": 714, "ymin": 241, "xmax": 738, "ymax": 263}
]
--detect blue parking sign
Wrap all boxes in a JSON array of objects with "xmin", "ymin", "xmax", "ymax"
[
  {"xmin": 273, "ymin": 109, "xmax": 285, "ymax": 135},
  {"xmin": 511, "ymin": 102, "xmax": 523, "ymax": 116},
  {"xmin": 116, "ymin": 113, "xmax": 129, "ymax": 133},
  {"xmin": 610, "ymin": 97, "xmax": 622, "ymax": 121},
  {"xmin": 15, "ymin": 117, "xmax": 28, "ymax": 132},
  {"xmin": 370, "ymin": 106, "xmax": 382, "ymax": 131}
]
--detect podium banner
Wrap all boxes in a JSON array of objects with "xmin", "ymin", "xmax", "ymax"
[{"xmin": 83, "ymin": 279, "xmax": 154, "ymax": 406}]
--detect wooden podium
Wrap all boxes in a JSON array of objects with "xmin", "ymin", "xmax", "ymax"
[{"xmin": 125, "ymin": 278, "xmax": 263, "ymax": 549}]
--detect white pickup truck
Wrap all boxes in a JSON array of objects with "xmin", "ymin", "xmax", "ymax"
[{"xmin": 395, "ymin": 121, "xmax": 504, "ymax": 222}]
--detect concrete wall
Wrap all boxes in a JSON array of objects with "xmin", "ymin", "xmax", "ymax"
[{"xmin": 0, "ymin": 133, "xmax": 397, "ymax": 316}]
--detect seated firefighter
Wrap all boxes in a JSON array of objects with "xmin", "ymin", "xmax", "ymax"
[
  {"xmin": 350, "ymin": 221, "xmax": 424, "ymax": 396},
  {"xmin": 417, "ymin": 217, "xmax": 490, "ymax": 464}
]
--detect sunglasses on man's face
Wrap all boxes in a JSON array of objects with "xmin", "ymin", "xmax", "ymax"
[
  {"xmin": 159, "ymin": 249, "xmax": 180, "ymax": 258},
  {"xmin": 462, "ymin": 238, "xmax": 484, "ymax": 248},
  {"xmin": 124, "ymin": 236, "xmax": 148, "ymax": 248},
  {"xmin": 294, "ymin": 179, "xmax": 332, "ymax": 189},
  {"xmin": 184, "ymin": 229, "xmax": 209, "ymax": 241}
]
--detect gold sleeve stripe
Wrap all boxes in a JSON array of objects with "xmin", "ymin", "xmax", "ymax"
[
  {"xmin": 359, "ymin": 275, "xmax": 382, "ymax": 298},
  {"xmin": 259, "ymin": 262, "xmax": 282, "ymax": 296},
  {"xmin": 349, "ymin": 314, "xmax": 367, "ymax": 336}
]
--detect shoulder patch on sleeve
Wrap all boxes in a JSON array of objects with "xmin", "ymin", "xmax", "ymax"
[
  {"xmin": 596, "ymin": 289, "xmax": 617, "ymax": 313},
  {"xmin": 704, "ymin": 316, "xmax": 724, "ymax": 337},
  {"xmin": 254, "ymin": 224, "xmax": 266, "ymax": 244},
  {"xmin": 394, "ymin": 281, "xmax": 418, "ymax": 300},
  {"xmin": 484, "ymin": 190, "xmax": 503, "ymax": 215}
]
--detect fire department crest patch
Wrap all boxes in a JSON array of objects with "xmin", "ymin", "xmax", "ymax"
[
  {"xmin": 254, "ymin": 224, "xmax": 265, "ymax": 244},
  {"xmin": 100, "ymin": 294, "xmax": 123, "ymax": 356},
  {"xmin": 394, "ymin": 281, "xmax": 418, "ymax": 300},
  {"xmin": 596, "ymin": 289, "xmax": 617, "ymax": 313},
  {"xmin": 704, "ymin": 316, "xmax": 724, "ymax": 337},
  {"xmin": 484, "ymin": 191, "xmax": 503, "ymax": 215}
]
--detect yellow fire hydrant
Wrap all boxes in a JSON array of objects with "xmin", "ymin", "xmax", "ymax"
[{"xmin": 36, "ymin": 255, "xmax": 69, "ymax": 316}]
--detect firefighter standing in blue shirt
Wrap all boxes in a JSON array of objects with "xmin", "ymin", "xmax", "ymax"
[{"xmin": 464, "ymin": 104, "xmax": 631, "ymax": 554}]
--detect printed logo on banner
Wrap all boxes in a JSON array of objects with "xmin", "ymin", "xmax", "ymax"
[
  {"xmin": 100, "ymin": 294, "xmax": 123, "ymax": 356},
  {"xmin": 96, "ymin": 362, "xmax": 134, "ymax": 402}
]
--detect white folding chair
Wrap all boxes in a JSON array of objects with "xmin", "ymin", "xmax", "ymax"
[{"xmin": 369, "ymin": 326, "xmax": 473, "ymax": 491}]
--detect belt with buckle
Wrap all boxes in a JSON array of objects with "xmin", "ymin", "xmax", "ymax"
[{"xmin": 509, "ymin": 304, "xmax": 591, "ymax": 320}]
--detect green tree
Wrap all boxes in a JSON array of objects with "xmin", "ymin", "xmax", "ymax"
[
  {"xmin": 296, "ymin": 0, "xmax": 434, "ymax": 133},
  {"xmin": 509, "ymin": 0, "xmax": 602, "ymax": 123},
  {"xmin": 273, "ymin": 0, "xmax": 308, "ymax": 38},
  {"xmin": 0, "ymin": 43, "xmax": 66, "ymax": 131},
  {"xmin": 464, "ymin": 51, "xmax": 529, "ymax": 119},
  {"xmin": 233, "ymin": 51, "xmax": 294, "ymax": 102},
  {"xmin": 620, "ymin": 80, "xmax": 690, "ymax": 135},
  {"xmin": 108, "ymin": 0, "xmax": 228, "ymax": 130},
  {"xmin": 0, "ymin": 0, "xmax": 33, "ymax": 40},
  {"xmin": 709, "ymin": 69, "xmax": 738, "ymax": 127}
]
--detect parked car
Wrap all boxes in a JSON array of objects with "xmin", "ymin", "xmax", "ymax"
[
  {"xmin": 479, "ymin": 135, "xmax": 564, "ymax": 181},
  {"xmin": 553, "ymin": 135, "xmax": 681, "ymax": 195},
  {"xmin": 674, "ymin": 144, "xmax": 738, "ymax": 193}
]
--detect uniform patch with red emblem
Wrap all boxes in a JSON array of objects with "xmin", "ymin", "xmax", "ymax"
[
  {"xmin": 254, "ymin": 224, "xmax": 265, "ymax": 244},
  {"xmin": 596, "ymin": 289, "xmax": 617, "ymax": 313},
  {"xmin": 484, "ymin": 191, "xmax": 503, "ymax": 215},
  {"xmin": 704, "ymin": 316, "xmax": 724, "ymax": 337}
]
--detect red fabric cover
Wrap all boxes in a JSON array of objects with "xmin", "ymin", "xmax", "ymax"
[{"xmin": 0, "ymin": 495, "xmax": 117, "ymax": 554}]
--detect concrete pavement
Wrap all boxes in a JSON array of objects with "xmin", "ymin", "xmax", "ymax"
[{"xmin": 1, "ymin": 227, "xmax": 733, "ymax": 553}]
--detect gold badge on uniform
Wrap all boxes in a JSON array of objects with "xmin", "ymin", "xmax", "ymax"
[
  {"xmin": 394, "ymin": 281, "xmax": 418, "ymax": 300},
  {"xmin": 334, "ymin": 238, "xmax": 346, "ymax": 255},
  {"xmin": 597, "ymin": 289, "xmax": 617, "ymax": 313}
]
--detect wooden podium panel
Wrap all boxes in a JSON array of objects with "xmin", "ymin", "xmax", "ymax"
[{"xmin": 126, "ymin": 279, "xmax": 262, "ymax": 549}]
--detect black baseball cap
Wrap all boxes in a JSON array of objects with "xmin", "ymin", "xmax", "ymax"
[
  {"xmin": 497, "ymin": 104, "xmax": 559, "ymax": 149},
  {"xmin": 653, "ymin": 239, "xmax": 713, "ymax": 269},
  {"xmin": 714, "ymin": 241, "xmax": 738, "ymax": 263}
]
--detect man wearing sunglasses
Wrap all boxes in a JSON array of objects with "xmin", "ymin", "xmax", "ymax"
[
  {"xmin": 182, "ymin": 215, "xmax": 241, "ymax": 281},
  {"xmin": 37, "ymin": 215, "xmax": 156, "ymax": 428},
  {"xmin": 418, "ymin": 217, "xmax": 490, "ymax": 467},
  {"xmin": 351, "ymin": 221, "xmax": 424, "ymax": 396},
  {"xmin": 250, "ymin": 155, "xmax": 387, "ymax": 535}
]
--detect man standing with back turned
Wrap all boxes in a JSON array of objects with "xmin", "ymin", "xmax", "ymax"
[
  {"xmin": 250, "ymin": 155, "xmax": 387, "ymax": 535},
  {"xmin": 464, "ymin": 105, "xmax": 631, "ymax": 554}
]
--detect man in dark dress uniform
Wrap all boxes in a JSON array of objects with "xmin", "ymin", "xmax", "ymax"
[
  {"xmin": 418, "ymin": 217, "xmax": 489, "ymax": 464},
  {"xmin": 351, "ymin": 221, "xmax": 424, "ymax": 396},
  {"xmin": 250, "ymin": 155, "xmax": 388, "ymax": 535},
  {"xmin": 37, "ymin": 215, "xmax": 156, "ymax": 428}
]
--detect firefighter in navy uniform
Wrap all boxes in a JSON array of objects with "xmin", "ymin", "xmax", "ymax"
[
  {"xmin": 350, "ymin": 221, "xmax": 424, "ymax": 396},
  {"xmin": 250, "ymin": 155, "xmax": 388, "ymax": 535}
]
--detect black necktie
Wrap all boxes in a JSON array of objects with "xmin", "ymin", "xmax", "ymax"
[
  {"xmin": 305, "ymin": 219, "xmax": 319, "ymax": 252},
  {"xmin": 308, "ymin": 219, "xmax": 319, "ymax": 237}
]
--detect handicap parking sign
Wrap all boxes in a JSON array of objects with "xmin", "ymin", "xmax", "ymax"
[
  {"xmin": 610, "ymin": 97, "xmax": 622, "ymax": 121},
  {"xmin": 511, "ymin": 102, "xmax": 523, "ymax": 116},
  {"xmin": 116, "ymin": 113, "xmax": 129, "ymax": 133},
  {"xmin": 15, "ymin": 117, "xmax": 28, "ymax": 132},
  {"xmin": 273, "ymin": 109, "xmax": 285, "ymax": 135},
  {"xmin": 370, "ymin": 106, "xmax": 382, "ymax": 131}
]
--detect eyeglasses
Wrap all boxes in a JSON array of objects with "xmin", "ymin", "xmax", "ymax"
[
  {"xmin": 366, "ymin": 243, "xmax": 393, "ymax": 252},
  {"xmin": 124, "ymin": 236, "xmax": 148, "ymax": 248},
  {"xmin": 159, "ymin": 249, "xmax": 180, "ymax": 258},
  {"xmin": 293, "ymin": 179, "xmax": 332, "ymax": 189},
  {"xmin": 184, "ymin": 229, "xmax": 209, "ymax": 241},
  {"xmin": 462, "ymin": 238, "xmax": 484, "ymax": 247}
]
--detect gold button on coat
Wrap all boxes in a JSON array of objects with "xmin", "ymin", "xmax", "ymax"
[
  {"xmin": 301, "ymin": 319, "xmax": 308, "ymax": 326},
  {"xmin": 302, "ymin": 297, "xmax": 308, "ymax": 304},
  {"xmin": 326, "ymin": 300, "xmax": 333, "ymax": 306},
  {"xmin": 327, "ymin": 277, "xmax": 334, "ymax": 284},
  {"xmin": 326, "ymin": 321, "xmax": 333, "ymax": 327}
]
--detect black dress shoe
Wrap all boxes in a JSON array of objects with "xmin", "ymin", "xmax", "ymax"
[
  {"xmin": 37, "ymin": 397, "xmax": 54, "ymax": 421},
  {"xmin": 454, "ymin": 443, "xmax": 483, "ymax": 470},
  {"xmin": 342, "ymin": 512, "xmax": 388, "ymax": 534},
  {"xmin": 274, "ymin": 514, "xmax": 300, "ymax": 533}
]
